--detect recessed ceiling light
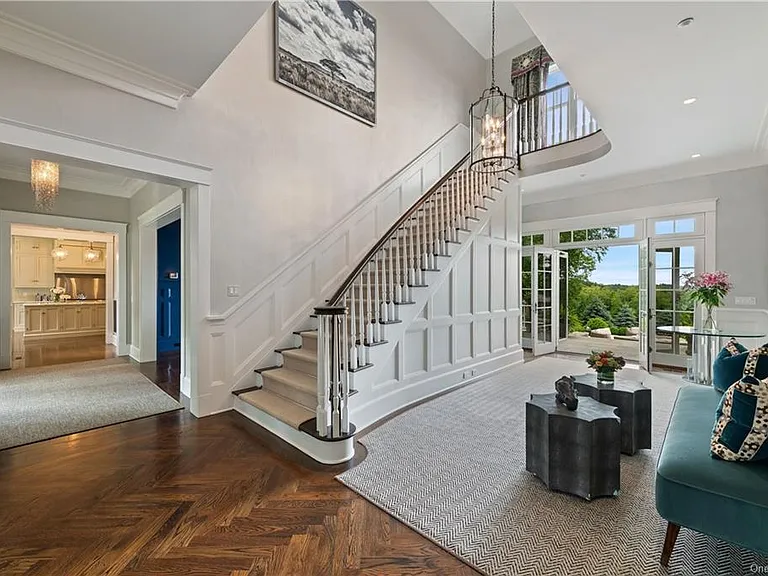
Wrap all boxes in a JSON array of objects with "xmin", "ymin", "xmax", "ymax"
[
  {"xmin": 691, "ymin": 153, "xmax": 701, "ymax": 159},
  {"xmin": 579, "ymin": 173, "xmax": 586, "ymax": 178},
  {"xmin": 683, "ymin": 97, "xmax": 697, "ymax": 105},
  {"xmin": 677, "ymin": 17, "xmax": 694, "ymax": 28}
]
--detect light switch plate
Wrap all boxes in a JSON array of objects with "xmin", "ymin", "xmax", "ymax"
[
  {"xmin": 227, "ymin": 285, "xmax": 240, "ymax": 297},
  {"xmin": 735, "ymin": 296, "xmax": 757, "ymax": 306}
]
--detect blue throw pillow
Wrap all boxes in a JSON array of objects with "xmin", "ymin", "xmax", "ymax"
[
  {"xmin": 711, "ymin": 374, "xmax": 768, "ymax": 462},
  {"xmin": 712, "ymin": 340, "xmax": 768, "ymax": 394}
]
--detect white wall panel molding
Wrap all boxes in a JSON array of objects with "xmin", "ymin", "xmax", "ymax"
[
  {"xmin": 349, "ymin": 182, "xmax": 524, "ymax": 430},
  {"xmin": 198, "ymin": 125, "xmax": 469, "ymax": 414},
  {"xmin": 0, "ymin": 11, "xmax": 193, "ymax": 108}
]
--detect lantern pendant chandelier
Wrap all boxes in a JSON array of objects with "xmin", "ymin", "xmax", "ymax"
[
  {"xmin": 469, "ymin": 0, "xmax": 518, "ymax": 174},
  {"xmin": 30, "ymin": 159, "xmax": 60, "ymax": 211},
  {"xmin": 83, "ymin": 242, "xmax": 100, "ymax": 263}
]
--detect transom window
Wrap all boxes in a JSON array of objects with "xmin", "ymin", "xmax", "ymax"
[
  {"xmin": 557, "ymin": 224, "xmax": 636, "ymax": 244},
  {"xmin": 653, "ymin": 217, "xmax": 697, "ymax": 235},
  {"xmin": 522, "ymin": 233, "xmax": 545, "ymax": 247}
]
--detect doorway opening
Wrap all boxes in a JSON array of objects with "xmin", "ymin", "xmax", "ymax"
[{"xmin": 9, "ymin": 223, "xmax": 117, "ymax": 369}]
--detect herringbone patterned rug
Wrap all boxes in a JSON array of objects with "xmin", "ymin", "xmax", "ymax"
[{"xmin": 338, "ymin": 357, "xmax": 768, "ymax": 576}]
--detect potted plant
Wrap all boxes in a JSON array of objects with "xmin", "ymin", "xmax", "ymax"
[
  {"xmin": 682, "ymin": 271, "xmax": 732, "ymax": 330},
  {"xmin": 586, "ymin": 350, "xmax": 626, "ymax": 384},
  {"xmin": 49, "ymin": 286, "xmax": 66, "ymax": 302}
]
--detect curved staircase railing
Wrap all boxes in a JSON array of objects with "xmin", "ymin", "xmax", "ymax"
[
  {"xmin": 312, "ymin": 152, "xmax": 505, "ymax": 439},
  {"xmin": 518, "ymin": 82, "xmax": 599, "ymax": 155}
]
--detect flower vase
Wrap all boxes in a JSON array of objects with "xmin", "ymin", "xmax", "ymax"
[
  {"xmin": 703, "ymin": 305, "xmax": 717, "ymax": 331},
  {"xmin": 596, "ymin": 370, "xmax": 615, "ymax": 385}
]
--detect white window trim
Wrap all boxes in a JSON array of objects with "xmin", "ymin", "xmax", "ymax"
[{"xmin": 648, "ymin": 213, "xmax": 704, "ymax": 239}]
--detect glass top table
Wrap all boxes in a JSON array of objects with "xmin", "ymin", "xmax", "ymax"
[{"xmin": 656, "ymin": 325, "xmax": 767, "ymax": 385}]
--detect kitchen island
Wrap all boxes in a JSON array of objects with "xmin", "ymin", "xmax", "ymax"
[{"xmin": 14, "ymin": 301, "xmax": 107, "ymax": 339}]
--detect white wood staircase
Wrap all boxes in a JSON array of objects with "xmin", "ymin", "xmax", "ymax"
[{"xmin": 233, "ymin": 154, "xmax": 513, "ymax": 463}]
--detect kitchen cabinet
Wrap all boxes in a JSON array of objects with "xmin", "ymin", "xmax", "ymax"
[
  {"xmin": 25, "ymin": 307, "xmax": 60, "ymax": 334},
  {"xmin": 13, "ymin": 237, "xmax": 54, "ymax": 288},
  {"xmin": 22, "ymin": 302, "xmax": 107, "ymax": 339}
]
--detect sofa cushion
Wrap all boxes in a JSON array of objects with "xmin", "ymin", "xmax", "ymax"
[
  {"xmin": 711, "ymin": 374, "xmax": 768, "ymax": 462},
  {"xmin": 713, "ymin": 339, "xmax": 747, "ymax": 393},
  {"xmin": 656, "ymin": 386, "xmax": 768, "ymax": 555}
]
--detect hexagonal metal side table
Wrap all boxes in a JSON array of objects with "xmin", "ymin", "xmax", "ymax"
[
  {"xmin": 526, "ymin": 393, "xmax": 621, "ymax": 501},
  {"xmin": 572, "ymin": 373, "xmax": 652, "ymax": 456}
]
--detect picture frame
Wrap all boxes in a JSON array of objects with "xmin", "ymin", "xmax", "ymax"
[{"xmin": 274, "ymin": 0, "xmax": 377, "ymax": 126}]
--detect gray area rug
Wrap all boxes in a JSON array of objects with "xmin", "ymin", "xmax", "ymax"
[
  {"xmin": 338, "ymin": 357, "xmax": 768, "ymax": 576},
  {"xmin": 0, "ymin": 360, "xmax": 181, "ymax": 450}
]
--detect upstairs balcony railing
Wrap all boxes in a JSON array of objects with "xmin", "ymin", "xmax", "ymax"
[{"xmin": 518, "ymin": 82, "xmax": 599, "ymax": 155}]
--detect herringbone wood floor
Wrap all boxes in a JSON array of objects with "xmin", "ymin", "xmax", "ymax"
[{"xmin": 0, "ymin": 407, "xmax": 478, "ymax": 575}]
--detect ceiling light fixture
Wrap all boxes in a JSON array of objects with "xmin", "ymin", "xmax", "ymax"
[
  {"xmin": 469, "ymin": 0, "xmax": 517, "ymax": 174},
  {"xmin": 51, "ymin": 243, "xmax": 69, "ymax": 261},
  {"xmin": 683, "ymin": 97, "xmax": 697, "ymax": 105},
  {"xmin": 691, "ymin": 153, "xmax": 701, "ymax": 159},
  {"xmin": 30, "ymin": 159, "xmax": 59, "ymax": 211},
  {"xmin": 83, "ymin": 242, "xmax": 100, "ymax": 263},
  {"xmin": 677, "ymin": 17, "xmax": 694, "ymax": 28}
]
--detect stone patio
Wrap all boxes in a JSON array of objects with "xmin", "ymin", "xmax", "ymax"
[{"xmin": 557, "ymin": 332, "xmax": 640, "ymax": 361}]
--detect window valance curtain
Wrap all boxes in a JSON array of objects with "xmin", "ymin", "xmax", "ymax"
[{"xmin": 511, "ymin": 45, "xmax": 552, "ymax": 153}]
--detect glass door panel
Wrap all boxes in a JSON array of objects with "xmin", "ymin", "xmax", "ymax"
[
  {"xmin": 651, "ymin": 239, "xmax": 704, "ymax": 368},
  {"xmin": 521, "ymin": 249, "xmax": 533, "ymax": 349},
  {"xmin": 557, "ymin": 251, "xmax": 569, "ymax": 342},
  {"xmin": 533, "ymin": 247, "xmax": 556, "ymax": 356},
  {"xmin": 638, "ymin": 239, "xmax": 651, "ymax": 372}
]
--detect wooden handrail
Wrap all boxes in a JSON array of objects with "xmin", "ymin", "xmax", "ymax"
[
  {"xmin": 327, "ymin": 152, "xmax": 471, "ymax": 305},
  {"xmin": 517, "ymin": 82, "xmax": 571, "ymax": 105}
]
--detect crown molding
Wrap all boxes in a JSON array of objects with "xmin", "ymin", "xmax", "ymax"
[
  {"xmin": 0, "ymin": 161, "xmax": 145, "ymax": 198},
  {"xmin": 0, "ymin": 11, "xmax": 194, "ymax": 109}
]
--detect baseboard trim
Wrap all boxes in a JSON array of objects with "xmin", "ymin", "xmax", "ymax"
[
  {"xmin": 234, "ymin": 397, "xmax": 355, "ymax": 464},
  {"xmin": 352, "ymin": 347, "xmax": 524, "ymax": 433},
  {"xmin": 129, "ymin": 345, "xmax": 141, "ymax": 361},
  {"xmin": 24, "ymin": 329, "xmax": 107, "ymax": 341}
]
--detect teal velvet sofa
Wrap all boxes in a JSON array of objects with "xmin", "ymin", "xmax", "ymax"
[{"xmin": 655, "ymin": 385, "xmax": 768, "ymax": 566}]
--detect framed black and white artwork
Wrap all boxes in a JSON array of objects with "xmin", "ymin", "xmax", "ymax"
[{"xmin": 275, "ymin": 0, "xmax": 376, "ymax": 126}]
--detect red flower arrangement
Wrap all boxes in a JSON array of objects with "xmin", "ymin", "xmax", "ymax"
[{"xmin": 586, "ymin": 350, "xmax": 626, "ymax": 373}]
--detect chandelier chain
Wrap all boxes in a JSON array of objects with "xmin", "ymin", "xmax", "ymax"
[{"xmin": 490, "ymin": 0, "xmax": 496, "ymax": 88}]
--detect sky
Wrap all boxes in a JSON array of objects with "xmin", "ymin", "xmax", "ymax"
[
  {"xmin": 278, "ymin": 0, "xmax": 376, "ymax": 93},
  {"xmin": 588, "ymin": 245, "xmax": 639, "ymax": 286}
]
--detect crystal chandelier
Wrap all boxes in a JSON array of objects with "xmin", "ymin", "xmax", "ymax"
[
  {"xmin": 51, "ymin": 244, "xmax": 69, "ymax": 260},
  {"xmin": 83, "ymin": 242, "xmax": 100, "ymax": 262},
  {"xmin": 30, "ymin": 159, "xmax": 60, "ymax": 211},
  {"xmin": 469, "ymin": 0, "xmax": 518, "ymax": 174}
]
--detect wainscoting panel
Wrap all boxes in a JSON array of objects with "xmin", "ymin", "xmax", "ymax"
[
  {"xmin": 197, "ymin": 125, "xmax": 469, "ymax": 415},
  {"xmin": 349, "ymin": 187, "xmax": 524, "ymax": 431}
]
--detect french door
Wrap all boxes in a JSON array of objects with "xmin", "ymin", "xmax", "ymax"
[
  {"xmin": 522, "ymin": 247, "xmax": 567, "ymax": 355},
  {"xmin": 638, "ymin": 239, "xmax": 651, "ymax": 371}
]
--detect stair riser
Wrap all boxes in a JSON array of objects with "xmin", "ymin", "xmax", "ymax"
[
  {"xmin": 283, "ymin": 354, "xmax": 317, "ymax": 377},
  {"xmin": 301, "ymin": 335, "xmax": 318, "ymax": 352},
  {"xmin": 262, "ymin": 375, "xmax": 316, "ymax": 410}
]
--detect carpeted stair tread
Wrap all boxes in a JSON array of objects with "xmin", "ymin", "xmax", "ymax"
[
  {"xmin": 280, "ymin": 347, "xmax": 317, "ymax": 363},
  {"xmin": 262, "ymin": 368, "xmax": 316, "ymax": 397},
  {"xmin": 238, "ymin": 389, "xmax": 313, "ymax": 429}
]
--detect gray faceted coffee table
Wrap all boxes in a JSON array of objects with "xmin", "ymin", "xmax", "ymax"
[
  {"xmin": 572, "ymin": 373, "xmax": 652, "ymax": 456},
  {"xmin": 526, "ymin": 393, "xmax": 621, "ymax": 501}
]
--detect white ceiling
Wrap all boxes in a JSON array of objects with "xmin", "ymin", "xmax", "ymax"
[
  {"xmin": 0, "ymin": 143, "xmax": 147, "ymax": 198},
  {"xmin": 0, "ymin": 1, "xmax": 270, "ymax": 89},
  {"xmin": 432, "ymin": 1, "xmax": 535, "ymax": 59},
  {"xmin": 515, "ymin": 2, "xmax": 768, "ymax": 201}
]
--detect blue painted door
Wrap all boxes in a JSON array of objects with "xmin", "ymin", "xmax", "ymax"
[{"xmin": 157, "ymin": 219, "xmax": 181, "ymax": 354}]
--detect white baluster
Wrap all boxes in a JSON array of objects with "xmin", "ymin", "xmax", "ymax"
[
  {"xmin": 357, "ymin": 276, "xmax": 366, "ymax": 366},
  {"xmin": 421, "ymin": 205, "xmax": 430, "ymax": 271},
  {"xmin": 340, "ymin": 313, "xmax": 350, "ymax": 435},
  {"xmin": 394, "ymin": 233, "xmax": 402, "ymax": 310},
  {"xmin": 331, "ymin": 314, "xmax": 340, "ymax": 437},
  {"xmin": 380, "ymin": 242, "xmax": 389, "ymax": 323},
  {"xmin": 387, "ymin": 237, "xmax": 395, "ymax": 320},
  {"xmin": 441, "ymin": 188, "xmax": 447, "ymax": 254},
  {"xmin": 315, "ymin": 314, "xmax": 329, "ymax": 436},
  {"xmin": 372, "ymin": 257, "xmax": 382, "ymax": 342},
  {"xmin": 347, "ymin": 292, "xmax": 357, "ymax": 371},
  {"xmin": 365, "ymin": 261, "xmax": 374, "ymax": 346},
  {"xmin": 407, "ymin": 216, "xmax": 415, "ymax": 291}
]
